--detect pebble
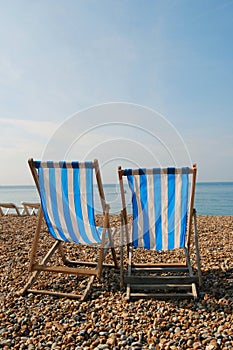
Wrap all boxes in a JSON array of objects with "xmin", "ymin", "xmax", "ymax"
[
  {"xmin": 0, "ymin": 215, "xmax": 232, "ymax": 349},
  {"xmin": 131, "ymin": 341, "xmax": 143, "ymax": 347}
]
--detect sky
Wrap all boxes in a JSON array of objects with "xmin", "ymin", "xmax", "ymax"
[{"xmin": 0, "ymin": 0, "xmax": 233, "ymax": 185}]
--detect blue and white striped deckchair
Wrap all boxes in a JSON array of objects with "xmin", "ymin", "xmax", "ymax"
[
  {"xmin": 118, "ymin": 164, "xmax": 202, "ymax": 300},
  {"xmin": 22, "ymin": 159, "xmax": 118, "ymax": 300}
]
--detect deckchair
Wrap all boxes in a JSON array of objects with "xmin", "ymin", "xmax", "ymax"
[
  {"xmin": 118, "ymin": 164, "xmax": 202, "ymax": 300},
  {"xmin": 0, "ymin": 203, "xmax": 22, "ymax": 216},
  {"xmin": 22, "ymin": 159, "xmax": 118, "ymax": 300},
  {"xmin": 21, "ymin": 202, "xmax": 40, "ymax": 216}
]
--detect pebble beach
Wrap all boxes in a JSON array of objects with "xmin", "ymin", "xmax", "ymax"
[{"xmin": 0, "ymin": 215, "xmax": 232, "ymax": 350}]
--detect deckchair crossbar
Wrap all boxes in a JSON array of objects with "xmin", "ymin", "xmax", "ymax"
[
  {"xmin": 125, "ymin": 276, "xmax": 198, "ymax": 284},
  {"xmin": 32, "ymin": 264, "xmax": 99, "ymax": 276},
  {"xmin": 64, "ymin": 259, "xmax": 117, "ymax": 269},
  {"xmin": 27, "ymin": 276, "xmax": 95, "ymax": 301},
  {"xmin": 129, "ymin": 292, "xmax": 195, "ymax": 299},
  {"xmin": 26, "ymin": 289, "xmax": 84, "ymax": 299},
  {"xmin": 131, "ymin": 267, "xmax": 190, "ymax": 273},
  {"xmin": 130, "ymin": 284, "xmax": 194, "ymax": 290},
  {"xmin": 131, "ymin": 262, "xmax": 187, "ymax": 267},
  {"xmin": 34, "ymin": 161, "xmax": 94, "ymax": 169},
  {"xmin": 121, "ymin": 167, "xmax": 193, "ymax": 176}
]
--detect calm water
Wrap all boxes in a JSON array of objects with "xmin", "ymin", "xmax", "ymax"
[
  {"xmin": 0, "ymin": 182, "xmax": 232, "ymax": 216},
  {"xmin": 0, "ymin": 186, "xmax": 39, "ymax": 206},
  {"xmin": 195, "ymin": 182, "xmax": 233, "ymax": 216}
]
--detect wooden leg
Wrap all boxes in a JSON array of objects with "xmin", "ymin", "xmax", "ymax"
[
  {"xmin": 22, "ymin": 204, "xmax": 119, "ymax": 300},
  {"xmin": 81, "ymin": 276, "xmax": 95, "ymax": 301},
  {"xmin": 120, "ymin": 212, "xmax": 124, "ymax": 288},
  {"xmin": 126, "ymin": 245, "xmax": 133, "ymax": 300},
  {"xmin": 21, "ymin": 240, "xmax": 61, "ymax": 295},
  {"xmin": 184, "ymin": 247, "xmax": 194, "ymax": 277},
  {"xmin": 193, "ymin": 210, "xmax": 202, "ymax": 286},
  {"xmin": 97, "ymin": 211, "xmax": 108, "ymax": 278},
  {"xmin": 58, "ymin": 242, "xmax": 68, "ymax": 264},
  {"xmin": 107, "ymin": 225, "xmax": 118, "ymax": 268},
  {"xmin": 29, "ymin": 207, "xmax": 43, "ymax": 271}
]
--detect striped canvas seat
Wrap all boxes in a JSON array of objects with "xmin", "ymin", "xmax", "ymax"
[
  {"xmin": 35, "ymin": 161, "xmax": 104, "ymax": 245},
  {"xmin": 22, "ymin": 159, "xmax": 118, "ymax": 300},
  {"xmin": 124, "ymin": 167, "xmax": 190, "ymax": 251},
  {"xmin": 118, "ymin": 164, "xmax": 202, "ymax": 300}
]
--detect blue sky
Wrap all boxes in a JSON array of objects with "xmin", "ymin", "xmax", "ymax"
[{"xmin": 0, "ymin": 0, "xmax": 233, "ymax": 184}]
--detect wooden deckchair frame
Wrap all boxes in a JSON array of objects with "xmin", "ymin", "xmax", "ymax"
[
  {"xmin": 0, "ymin": 203, "xmax": 22, "ymax": 216},
  {"xmin": 21, "ymin": 202, "xmax": 40, "ymax": 216},
  {"xmin": 21, "ymin": 158, "xmax": 118, "ymax": 300},
  {"xmin": 118, "ymin": 164, "xmax": 202, "ymax": 300}
]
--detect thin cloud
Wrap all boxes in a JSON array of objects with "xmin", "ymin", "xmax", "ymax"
[{"xmin": 0, "ymin": 118, "xmax": 58, "ymax": 140}]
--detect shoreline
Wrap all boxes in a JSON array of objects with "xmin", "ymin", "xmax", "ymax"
[
  {"xmin": 0, "ymin": 215, "xmax": 232, "ymax": 349},
  {"xmin": 1, "ymin": 181, "xmax": 233, "ymax": 217}
]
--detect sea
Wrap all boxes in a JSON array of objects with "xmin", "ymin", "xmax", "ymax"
[{"xmin": 0, "ymin": 182, "xmax": 232, "ymax": 216}]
